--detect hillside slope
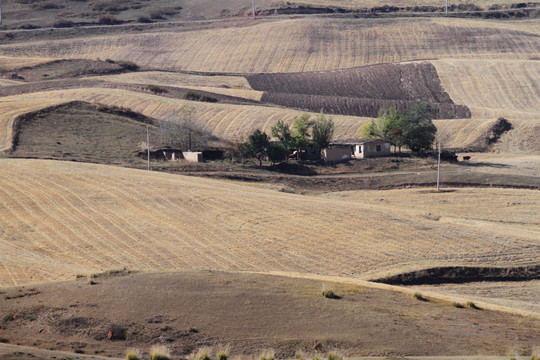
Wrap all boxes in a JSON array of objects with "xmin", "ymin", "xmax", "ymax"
[
  {"xmin": 1, "ymin": 159, "xmax": 538, "ymax": 288},
  {"xmin": 1, "ymin": 18, "xmax": 538, "ymax": 73}
]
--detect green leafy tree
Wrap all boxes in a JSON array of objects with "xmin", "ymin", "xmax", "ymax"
[
  {"xmin": 360, "ymin": 120, "xmax": 379, "ymax": 139},
  {"xmin": 378, "ymin": 106, "xmax": 404, "ymax": 153},
  {"xmin": 245, "ymin": 129, "xmax": 270, "ymax": 166},
  {"xmin": 271, "ymin": 120, "xmax": 294, "ymax": 151},
  {"xmin": 292, "ymin": 113, "xmax": 312, "ymax": 151},
  {"xmin": 401, "ymin": 101, "xmax": 437, "ymax": 153},
  {"xmin": 267, "ymin": 142, "xmax": 289, "ymax": 165},
  {"xmin": 311, "ymin": 111, "xmax": 334, "ymax": 150}
]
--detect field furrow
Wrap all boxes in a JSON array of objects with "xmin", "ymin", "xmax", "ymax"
[
  {"xmin": 1, "ymin": 159, "xmax": 538, "ymax": 287},
  {"xmin": 0, "ymin": 18, "xmax": 538, "ymax": 73}
]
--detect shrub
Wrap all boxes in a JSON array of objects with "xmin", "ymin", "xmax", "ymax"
[
  {"xmin": 32, "ymin": 2, "xmax": 63, "ymax": 10},
  {"xmin": 217, "ymin": 352, "xmax": 228, "ymax": 360},
  {"xmin": 184, "ymin": 91, "xmax": 218, "ymax": 103},
  {"xmin": 138, "ymin": 16, "xmax": 153, "ymax": 23},
  {"xmin": 52, "ymin": 19, "xmax": 74, "ymax": 28},
  {"xmin": 150, "ymin": 345, "xmax": 171, "ymax": 360},
  {"xmin": 322, "ymin": 290, "xmax": 339, "ymax": 299},
  {"xmin": 149, "ymin": 7, "xmax": 181, "ymax": 19},
  {"xmin": 147, "ymin": 85, "xmax": 168, "ymax": 94},
  {"xmin": 98, "ymin": 15, "xmax": 121, "ymax": 25},
  {"xmin": 116, "ymin": 60, "xmax": 139, "ymax": 71},
  {"xmin": 453, "ymin": 302, "xmax": 465, "ymax": 308}
]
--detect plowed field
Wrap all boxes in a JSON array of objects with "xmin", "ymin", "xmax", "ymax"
[{"xmin": 247, "ymin": 62, "xmax": 470, "ymax": 118}]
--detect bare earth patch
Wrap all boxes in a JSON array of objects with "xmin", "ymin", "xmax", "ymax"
[{"xmin": 1, "ymin": 271, "xmax": 539, "ymax": 359}]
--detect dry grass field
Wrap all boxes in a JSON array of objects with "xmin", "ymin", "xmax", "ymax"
[
  {"xmin": 0, "ymin": 159, "xmax": 538, "ymax": 289},
  {"xmin": 1, "ymin": 18, "xmax": 538, "ymax": 73}
]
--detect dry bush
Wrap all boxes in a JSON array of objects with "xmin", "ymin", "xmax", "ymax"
[
  {"xmin": 126, "ymin": 348, "xmax": 141, "ymax": 360},
  {"xmin": 149, "ymin": 345, "xmax": 171, "ymax": 360}
]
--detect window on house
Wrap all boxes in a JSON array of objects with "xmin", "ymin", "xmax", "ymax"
[
  {"xmin": 358, "ymin": 145, "xmax": 362, "ymax": 153},
  {"xmin": 376, "ymin": 145, "xmax": 381, "ymax": 152}
]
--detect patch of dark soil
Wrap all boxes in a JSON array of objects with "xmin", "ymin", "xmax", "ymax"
[
  {"xmin": 267, "ymin": 162, "xmax": 318, "ymax": 175},
  {"xmin": 8, "ymin": 101, "xmax": 158, "ymax": 166},
  {"xmin": 374, "ymin": 265, "xmax": 540, "ymax": 285},
  {"xmin": 246, "ymin": 63, "xmax": 471, "ymax": 119},
  {"xmin": 261, "ymin": 2, "xmax": 540, "ymax": 19},
  {"xmin": 1, "ymin": 271, "xmax": 540, "ymax": 358}
]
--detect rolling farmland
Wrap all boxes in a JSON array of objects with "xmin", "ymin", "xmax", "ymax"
[
  {"xmin": 0, "ymin": 2, "xmax": 539, "ymax": 357},
  {"xmin": 1, "ymin": 18, "xmax": 538, "ymax": 73},
  {"xmin": 1, "ymin": 159, "xmax": 538, "ymax": 289},
  {"xmin": 0, "ymin": 88, "xmax": 505, "ymax": 153}
]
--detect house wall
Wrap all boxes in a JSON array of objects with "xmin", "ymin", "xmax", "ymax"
[
  {"xmin": 183, "ymin": 151, "xmax": 203, "ymax": 163},
  {"xmin": 363, "ymin": 141, "xmax": 391, "ymax": 158},
  {"xmin": 322, "ymin": 147, "xmax": 351, "ymax": 162},
  {"xmin": 353, "ymin": 141, "xmax": 391, "ymax": 158}
]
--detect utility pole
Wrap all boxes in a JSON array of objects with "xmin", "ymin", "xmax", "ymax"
[
  {"xmin": 147, "ymin": 125, "xmax": 150, "ymax": 171},
  {"xmin": 252, "ymin": 0, "xmax": 256, "ymax": 19},
  {"xmin": 436, "ymin": 141, "xmax": 441, "ymax": 191},
  {"xmin": 446, "ymin": 0, "xmax": 448, "ymax": 15},
  {"xmin": 0, "ymin": 0, "xmax": 3, "ymax": 25}
]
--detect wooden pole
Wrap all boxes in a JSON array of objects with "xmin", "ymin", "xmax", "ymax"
[
  {"xmin": 252, "ymin": 0, "xmax": 256, "ymax": 19},
  {"xmin": 436, "ymin": 141, "xmax": 441, "ymax": 191},
  {"xmin": 147, "ymin": 125, "xmax": 150, "ymax": 171}
]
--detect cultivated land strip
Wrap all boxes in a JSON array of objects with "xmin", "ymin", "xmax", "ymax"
[
  {"xmin": 0, "ymin": 159, "xmax": 538, "ymax": 292},
  {"xmin": 0, "ymin": 18, "xmax": 538, "ymax": 73}
]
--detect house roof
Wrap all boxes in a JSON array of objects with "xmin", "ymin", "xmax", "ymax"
[{"xmin": 330, "ymin": 138, "xmax": 392, "ymax": 146}]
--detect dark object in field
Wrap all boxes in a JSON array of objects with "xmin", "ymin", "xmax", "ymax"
[{"xmin": 462, "ymin": 156, "xmax": 471, "ymax": 161}]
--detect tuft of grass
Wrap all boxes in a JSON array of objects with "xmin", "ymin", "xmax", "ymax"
[
  {"xmin": 126, "ymin": 348, "xmax": 141, "ymax": 360},
  {"xmin": 453, "ymin": 302, "xmax": 465, "ymax": 308},
  {"xmin": 413, "ymin": 292, "xmax": 428, "ymax": 302},
  {"xmin": 327, "ymin": 353, "xmax": 342, "ymax": 360},
  {"xmin": 88, "ymin": 279, "xmax": 97, "ymax": 285},
  {"xmin": 150, "ymin": 345, "xmax": 171, "ymax": 360},
  {"xmin": 75, "ymin": 274, "xmax": 85, "ymax": 279},
  {"xmin": 217, "ymin": 353, "xmax": 228, "ymax": 360},
  {"xmin": 259, "ymin": 349, "xmax": 275, "ymax": 360},
  {"xmin": 197, "ymin": 352, "xmax": 211, "ymax": 360}
]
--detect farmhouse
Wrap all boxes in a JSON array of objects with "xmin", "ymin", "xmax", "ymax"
[
  {"xmin": 140, "ymin": 148, "xmax": 204, "ymax": 162},
  {"xmin": 322, "ymin": 139, "xmax": 392, "ymax": 162}
]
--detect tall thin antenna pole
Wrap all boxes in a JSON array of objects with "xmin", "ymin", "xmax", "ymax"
[
  {"xmin": 252, "ymin": 0, "xmax": 256, "ymax": 19},
  {"xmin": 147, "ymin": 125, "xmax": 150, "ymax": 171},
  {"xmin": 436, "ymin": 141, "xmax": 441, "ymax": 191},
  {"xmin": 446, "ymin": 0, "xmax": 448, "ymax": 15}
]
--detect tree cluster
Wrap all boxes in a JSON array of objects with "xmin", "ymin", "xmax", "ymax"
[
  {"xmin": 360, "ymin": 101, "xmax": 437, "ymax": 153},
  {"xmin": 159, "ymin": 106, "xmax": 211, "ymax": 151},
  {"xmin": 243, "ymin": 111, "xmax": 335, "ymax": 165}
]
